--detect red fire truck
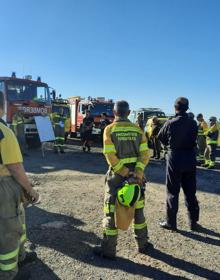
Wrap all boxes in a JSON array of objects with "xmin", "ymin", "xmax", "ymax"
[
  {"xmin": 68, "ymin": 96, "xmax": 114, "ymax": 138},
  {"xmin": 0, "ymin": 73, "xmax": 52, "ymax": 146}
]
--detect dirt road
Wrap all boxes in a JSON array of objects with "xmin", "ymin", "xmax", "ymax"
[{"xmin": 22, "ymin": 143, "xmax": 220, "ymax": 280}]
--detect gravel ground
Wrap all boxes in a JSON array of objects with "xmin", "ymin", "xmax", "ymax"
[{"xmin": 21, "ymin": 142, "xmax": 220, "ymax": 280}]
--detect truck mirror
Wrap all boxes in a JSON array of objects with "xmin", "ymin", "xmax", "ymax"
[{"xmin": 50, "ymin": 90, "xmax": 56, "ymax": 100}]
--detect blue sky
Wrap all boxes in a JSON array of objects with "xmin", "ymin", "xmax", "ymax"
[{"xmin": 0, "ymin": 0, "xmax": 219, "ymax": 118}]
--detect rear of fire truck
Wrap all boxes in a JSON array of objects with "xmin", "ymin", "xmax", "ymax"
[{"xmin": 0, "ymin": 73, "xmax": 51, "ymax": 146}]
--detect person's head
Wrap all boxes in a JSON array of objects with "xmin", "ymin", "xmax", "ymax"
[
  {"xmin": 0, "ymin": 91, "xmax": 5, "ymax": 118},
  {"xmin": 101, "ymin": 112, "xmax": 107, "ymax": 119},
  {"xmin": 152, "ymin": 116, "xmax": 159, "ymax": 124},
  {"xmin": 174, "ymin": 97, "xmax": 189, "ymax": 113},
  {"xmin": 188, "ymin": 112, "xmax": 195, "ymax": 120},
  {"xmin": 209, "ymin": 116, "xmax": 217, "ymax": 125},
  {"xmin": 113, "ymin": 100, "xmax": 130, "ymax": 118},
  {"xmin": 137, "ymin": 113, "xmax": 143, "ymax": 120},
  {"xmin": 196, "ymin": 113, "xmax": 204, "ymax": 122},
  {"xmin": 85, "ymin": 110, "xmax": 91, "ymax": 117}
]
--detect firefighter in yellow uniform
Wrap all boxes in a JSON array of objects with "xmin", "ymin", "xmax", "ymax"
[
  {"xmin": 196, "ymin": 114, "xmax": 208, "ymax": 162},
  {"xmin": 52, "ymin": 107, "xmax": 66, "ymax": 153},
  {"xmin": 94, "ymin": 100, "xmax": 152, "ymax": 259},
  {"xmin": 12, "ymin": 112, "xmax": 27, "ymax": 155},
  {"xmin": 202, "ymin": 116, "xmax": 219, "ymax": 169},
  {"xmin": 0, "ymin": 92, "xmax": 39, "ymax": 280},
  {"xmin": 64, "ymin": 116, "xmax": 71, "ymax": 142}
]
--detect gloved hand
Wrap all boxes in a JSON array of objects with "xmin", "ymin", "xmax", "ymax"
[{"xmin": 128, "ymin": 172, "xmax": 143, "ymax": 186}]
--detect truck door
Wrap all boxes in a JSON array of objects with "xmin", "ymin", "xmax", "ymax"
[
  {"xmin": 0, "ymin": 81, "xmax": 7, "ymax": 123},
  {"xmin": 70, "ymin": 101, "xmax": 77, "ymax": 133}
]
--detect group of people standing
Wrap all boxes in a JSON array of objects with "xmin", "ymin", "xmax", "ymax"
[
  {"xmin": 197, "ymin": 114, "xmax": 219, "ymax": 169},
  {"xmin": 0, "ymin": 89, "xmax": 219, "ymax": 279},
  {"xmin": 94, "ymin": 97, "xmax": 204, "ymax": 259},
  {"xmin": 136, "ymin": 111, "xmax": 219, "ymax": 169}
]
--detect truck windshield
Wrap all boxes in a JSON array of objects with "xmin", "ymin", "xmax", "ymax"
[
  {"xmin": 89, "ymin": 103, "xmax": 114, "ymax": 117},
  {"xmin": 143, "ymin": 111, "xmax": 166, "ymax": 120},
  {"xmin": 6, "ymin": 81, "xmax": 50, "ymax": 103},
  {"xmin": 128, "ymin": 112, "xmax": 136, "ymax": 123},
  {"xmin": 52, "ymin": 106, "xmax": 70, "ymax": 117}
]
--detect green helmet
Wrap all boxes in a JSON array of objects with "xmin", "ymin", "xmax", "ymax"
[{"xmin": 117, "ymin": 183, "xmax": 141, "ymax": 207}]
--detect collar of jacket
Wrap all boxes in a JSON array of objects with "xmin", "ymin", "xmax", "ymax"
[
  {"xmin": 115, "ymin": 116, "xmax": 130, "ymax": 122},
  {"xmin": 175, "ymin": 112, "xmax": 188, "ymax": 117}
]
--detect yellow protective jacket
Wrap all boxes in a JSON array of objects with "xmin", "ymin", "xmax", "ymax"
[
  {"xmin": 103, "ymin": 117, "xmax": 150, "ymax": 179},
  {"xmin": 64, "ymin": 118, "xmax": 71, "ymax": 133},
  {"xmin": 198, "ymin": 120, "xmax": 208, "ymax": 136},
  {"xmin": 205, "ymin": 124, "xmax": 219, "ymax": 145},
  {"xmin": 12, "ymin": 115, "xmax": 25, "ymax": 137}
]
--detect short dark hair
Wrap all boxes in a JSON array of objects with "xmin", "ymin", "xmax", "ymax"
[
  {"xmin": 0, "ymin": 91, "xmax": 4, "ymax": 110},
  {"xmin": 114, "ymin": 100, "xmax": 130, "ymax": 117},
  {"xmin": 174, "ymin": 97, "xmax": 189, "ymax": 112},
  {"xmin": 197, "ymin": 113, "xmax": 203, "ymax": 119}
]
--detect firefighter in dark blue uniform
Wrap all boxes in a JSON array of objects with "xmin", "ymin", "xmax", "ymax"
[{"xmin": 158, "ymin": 97, "xmax": 200, "ymax": 231}]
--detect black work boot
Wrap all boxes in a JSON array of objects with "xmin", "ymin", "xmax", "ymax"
[
  {"xmin": 18, "ymin": 252, "xmax": 37, "ymax": 268},
  {"xmin": 159, "ymin": 221, "xmax": 177, "ymax": 231},
  {"xmin": 14, "ymin": 269, "xmax": 31, "ymax": 280},
  {"xmin": 93, "ymin": 245, "xmax": 116, "ymax": 260},
  {"xmin": 138, "ymin": 242, "xmax": 154, "ymax": 254},
  {"xmin": 207, "ymin": 165, "xmax": 215, "ymax": 169},
  {"xmin": 190, "ymin": 222, "xmax": 201, "ymax": 231}
]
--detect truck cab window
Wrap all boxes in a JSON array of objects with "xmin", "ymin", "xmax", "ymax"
[
  {"xmin": 6, "ymin": 82, "xmax": 50, "ymax": 102},
  {"xmin": 0, "ymin": 81, "xmax": 4, "ymax": 91}
]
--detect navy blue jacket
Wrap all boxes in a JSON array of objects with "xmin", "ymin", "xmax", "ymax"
[{"xmin": 158, "ymin": 112, "xmax": 198, "ymax": 171}]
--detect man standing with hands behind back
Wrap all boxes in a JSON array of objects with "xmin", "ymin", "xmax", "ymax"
[
  {"xmin": 158, "ymin": 97, "xmax": 200, "ymax": 231},
  {"xmin": 0, "ymin": 91, "xmax": 39, "ymax": 280}
]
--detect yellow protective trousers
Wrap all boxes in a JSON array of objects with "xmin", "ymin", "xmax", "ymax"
[
  {"xmin": 102, "ymin": 169, "xmax": 148, "ymax": 257},
  {"xmin": 0, "ymin": 177, "xmax": 27, "ymax": 280}
]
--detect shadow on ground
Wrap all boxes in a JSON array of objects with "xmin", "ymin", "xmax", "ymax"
[
  {"xmin": 26, "ymin": 206, "xmax": 220, "ymax": 280},
  {"xmin": 24, "ymin": 147, "xmax": 107, "ymax": 175},
  {"xmin": 179, "ymin": 226, "xmax": 220, "ymax": 247},
  {"xmin": 146, "ymin": 160, "xmax": 220, "ymax": 195}
]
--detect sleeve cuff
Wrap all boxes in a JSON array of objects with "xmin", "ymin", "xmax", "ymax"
[
  {"xmin": 135, "ymin": 167, "xmax": 144, "ymax": 179},
  {"xmin": 116, "ymin": 166, "xmax": 130, "ymax": 177}
]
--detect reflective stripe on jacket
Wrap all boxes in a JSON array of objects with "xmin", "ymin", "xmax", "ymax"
[{"xmin": 52, "ymin": 114, "xmax": 67, "ymax": 128}]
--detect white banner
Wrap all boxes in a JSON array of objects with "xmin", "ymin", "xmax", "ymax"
[{"xmin": 34, "ymin": 116, "xmax": 55, "ymax": 142}]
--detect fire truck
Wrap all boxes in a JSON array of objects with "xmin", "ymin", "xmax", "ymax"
[
  {"xmin": 68, "ymin": 96, "xmax": 114, "ymax": 138},
  {"xmin": 0, "ymin": 73, "xmax": 52, "ymax": 146}
]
